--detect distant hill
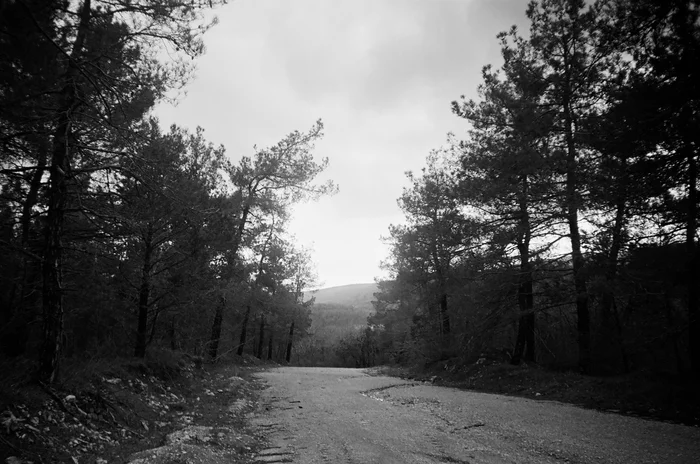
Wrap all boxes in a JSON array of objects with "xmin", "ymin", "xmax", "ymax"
[
  {"xmin": 297, "ymin": 284, "xmax": 379, "ymax": 366},
  {"xmin": 306, "ymin": 283, "xmax": 378, "ymax": 314}
]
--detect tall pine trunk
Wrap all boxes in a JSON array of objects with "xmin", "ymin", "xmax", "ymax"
[
  {"xmin": 686, "ymin": 147, "xmax": 699, "ymax": 375},
  {"xmin": 39, "ymin": 0, "xmax": 91, "ymax": 383},
  {"xmin": 134, "ymin": 225, "xmax": 153, "ymax": 358},
  {"xmin": 208, "ymin": 297, "xmax": 224, "ymax": 360},
  {"xmin": 600, "ymin": 158, "xmax": 629, "ymax": 373},
  {"xmin": 208, "ymin": 203, "xmax": 251, "ymax": 359},
  {"xmin": 10, "ymin": 143, "xmax": 47, "ymax": 358},
  {"xmin": 285, "ymin": 320, "xmax": 295, "ymax": 363},
  {"xmin": 169, "ymin": 316, "xmax": 177, "ymax": 351},
  {"xmin": 431, "ymin": 247, "xmax": 450, "ymax": 339},
  {"xmin": 267, "ymin": 331, "xmax": 274, "ymax": 360},
  {"xmin": 256, "ymin": 315, "xmax": 265, "ymax": 359},
  {"xmin": 21, "ymin": 146, "xmax": 48, "ymax": 245},
  {"xmin": 439, "ymin": 292, "xmax": 450, "ymax": 336},
  {"xmin": 511, "ymin": 177, "xmax": 535, "ymax": 365},
  {"xmin": 237, "ymin": 305, "xmax": 251, "ymax": 356},
  {"xmin": 512, "ymin": 269, "xmax": 535, "ymax": 365},
  {"xmin": 209, "ymin": 303, "xmax": 223, "ymax": 359},
  {"xmin": 563, "ymin": 91, "xmax": 591, "ymax": 374}
]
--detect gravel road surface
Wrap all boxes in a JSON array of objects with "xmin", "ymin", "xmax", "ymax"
[{"xmin": 252, "ymin": 367, "xmax": 700, "ymax": 464}]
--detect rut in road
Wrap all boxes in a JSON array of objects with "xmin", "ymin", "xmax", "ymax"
[{"xmin": 255, "ymin": 446, "xmax": 295, "ymax": 463}]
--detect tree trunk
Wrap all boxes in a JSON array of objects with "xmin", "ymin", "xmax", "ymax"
[
  {"xmin": 8, "ymin": 145, "xmax": 46, "ymax": 321},
  {"xmin": 267, "ymin": 331, "xmax": 274, "ymax": 360},
  {"xmin": 38, "ymin": 111, "xmax": 69, "ymax": 381},
  {"xmin": 511, "ymin": 271, "xmax": 535, "ymax": 365},
  {"xmin": 512, "ymin": 276, "xmax": 535, "ymax": 365},
  {"xmin": 256, "ymin": 314, "xmax": 265, "ymax": 359},
  {"xmin": 569, "ymin": 183, "xmax": 591, "ymax": 374},
  {"xmin": 147, "ymin": 306, "xmax": 160, "ymax": 347},
  {"xmin": 134, "ymin": 225, "xmax": 153, "ymax": 358},
  {"xmin": 237, "ymin": 305, "xmax": 251, "ymax": 356},
  {"xmin": 600, "ymin": 158, "xmax": 629, "ymax": 373},
  {"xmin": 208, "ymin": 297, "xmax": 225, "ymax": 360},
  {"xmin": 38, "ymin": 0, "xmax": 92, "ymax": 383},
  {"xmin": 285, "ymin": 320, "xmax": 295, "ymax": 363},
  {"xmin": 21, "ymin": 146, "xmax": 48, "ymax": 245},
  {"xmin": 439, "ymin": 293, "xmax": 450, "ymax": 336},
  {"xmin": 431, "ymin": 247, "xmax": 450, "ymax": 338},
  {"xmin": 563, "ymin": 90, "xmax": 591, "ymax": 375},
  {"xmin": 687, "ymin": 147, "xmax": 699, "ymax": 375},
  {"xmin": 511, "ymin": 176, "xmax": 535, "ymax": 365},
  {"xmin": 169, "ymin": 317, "xmax": 177, "ymax": 351},
  {"xmin": 208, "ymin": 203, "xmax": 251, "ymax": 359}
]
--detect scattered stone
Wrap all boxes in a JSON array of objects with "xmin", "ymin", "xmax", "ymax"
[
  {"xmin": 3, "ymin": 362, "xmax": 261, "ymax": 464},
  {"xmin": 165, "ymin": 426, "xmax": 214, "ymax": 445},
  {"xmin": 228, "ymin": 398, "xmax": 250, "ymax": 413}
]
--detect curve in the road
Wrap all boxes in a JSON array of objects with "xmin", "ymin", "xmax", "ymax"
[{"xmin": 251, "ymin": 367, "xmax": 700, "ymax": 464}]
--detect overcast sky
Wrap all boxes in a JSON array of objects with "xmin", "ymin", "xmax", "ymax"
[{"xmin": 155, "ymin": 0, "xmax": 530, "ymax": 289}]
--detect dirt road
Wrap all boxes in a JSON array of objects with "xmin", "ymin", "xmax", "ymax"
[{"xmin": 252, "ymin": 367, "xmax": 700, "ymax": 464}]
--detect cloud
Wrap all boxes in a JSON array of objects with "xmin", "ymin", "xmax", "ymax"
[
  {"xmin": 155, "ymin": 0, "xmax": 530, "ymax": 287},
  {"xmin": 260, "ymin": 0, "xmax": 527, "ymax": 113}
]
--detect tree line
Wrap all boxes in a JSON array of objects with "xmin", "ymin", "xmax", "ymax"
[
  {"xmin": 0, "ymin": 0, "xmax": 335, "ymax": 383},
  {"xmin": 293, "ymin": 302, "xmax": 377, "ymax": 367},
  {"xmin": 370, "ymin": 0, "xmax": 699, "ymax": 376}
]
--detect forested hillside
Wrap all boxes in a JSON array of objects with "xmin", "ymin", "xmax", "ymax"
[
  {"xmin": 294, "ymin": 284, "xmax": 377, "ymax": 366},
  {"xmin": 308, "ymin": 283, "xmax": 378, "ymax": 312},
  {"xmin": 0, "ymin": 0, "xmax": 336, "ymax": 385},
  {"xmin": 351, "ymin": 0, "xmax": 700, "ymax": 380}
]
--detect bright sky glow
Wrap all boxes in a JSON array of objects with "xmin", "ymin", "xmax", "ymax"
[{"xmin": 155, "ymin": 0, "xmax": 529, "ymax": 289}]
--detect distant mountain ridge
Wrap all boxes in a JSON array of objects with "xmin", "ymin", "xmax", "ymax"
[{"xmin": 306, "ymin": 283, "xmax": 378, "ymax": 314}]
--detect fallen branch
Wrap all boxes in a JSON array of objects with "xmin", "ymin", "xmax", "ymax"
[
  {"xmin": 39, "ymin": 382, "xmax": 75, "ymax": 417},
  {"xmin": 0, "ymin": 433, "xmax": 23, "ymax": 454}
]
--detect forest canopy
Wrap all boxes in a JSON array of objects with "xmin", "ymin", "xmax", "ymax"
[
  {"xmin": 368, "ymin": 0, "xmax": 700, "ymax": 377},
  {"xmin": 0, "ymin": 0, "xmax": 336, "ymax": 383},
  {"xmin": 1, "ymin": 0, "xmax": 699, "ymax": 386}
]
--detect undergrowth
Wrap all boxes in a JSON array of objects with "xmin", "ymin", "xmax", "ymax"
[
  {"xmin": 371, "ymin": 358, "xmax": 700, "ymax": 426},
  {"xmin": 0, "ymin": 349, "xmax": 207, "ymax": 463}
]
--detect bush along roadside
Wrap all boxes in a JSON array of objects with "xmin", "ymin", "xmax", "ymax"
[
  {"xmin": 0, "ymin": 352, "xmax": 270, "ymax": 464},
  {"xmin": 369, "ymin": 358, "xmax": 700, "ymax": 427}
]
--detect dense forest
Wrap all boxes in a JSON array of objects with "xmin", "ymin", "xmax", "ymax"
[
  {"xmin": 2, "ymin": 0, "xmax": 699, "ymax": 386},
  {"xmin": 351, "ymin": 0, "xmax": 700, "ymax": 377},
  {"xmin": 0, "ymin": 0, "xmax": 337, "ymax": 384}
]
